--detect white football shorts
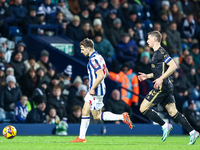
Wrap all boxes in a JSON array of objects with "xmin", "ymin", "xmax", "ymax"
[{"xmin": 84, "ymin": 92, "xmax": 104, "ymax": 111}]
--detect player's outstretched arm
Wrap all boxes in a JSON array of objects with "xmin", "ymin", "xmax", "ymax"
[
  {"xmin": 89, "ymin": 69, "xmax": 104, "ymax": 95},
  {"xmin": 138, "ymin": 72, "xmax": 154, "ymax": 82}
]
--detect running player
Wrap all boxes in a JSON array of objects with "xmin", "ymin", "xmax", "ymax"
[
  {"xmin": 69, "ymin": 38, "xmax": 133, "ymax": 143},
  {"xmin": 138, "ymin": 31, "xmax": 199, "ymax": 145}
]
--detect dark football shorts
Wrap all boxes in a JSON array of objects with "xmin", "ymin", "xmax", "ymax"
[{"xmin": 145, "ymin": 88, "xmax": 175, "ymax": 106}]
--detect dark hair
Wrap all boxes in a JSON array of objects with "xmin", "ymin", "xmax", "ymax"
[
  {"xmin": 80, "ymin": 38, "xmax": 94, "ymax": 49},
  {"xmin": 148, "ymin": 31, "xmax": 162, "ymax": 42},
  {"xmin": 72, "ymin": 105, "xmax": 82, "ymax": 112}
]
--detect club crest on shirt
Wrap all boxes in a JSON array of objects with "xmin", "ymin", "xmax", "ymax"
[{"xmin": 151, "ymin": 64, "xmax": 155, "ymax": 68}]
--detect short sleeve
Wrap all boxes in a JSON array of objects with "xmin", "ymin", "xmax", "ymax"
[{"xmin": 90, "ymin": 59, "xmax": 101, "ymax": 72}]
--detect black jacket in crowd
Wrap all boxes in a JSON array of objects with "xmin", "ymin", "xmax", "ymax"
[
  {"xmin": 26, "ymin": 108, "xmax": 46, "ymax": 123},
  {"xmin": 184, "ymin": 107, "xmax": 200, "ymax": 132},
  {"xmin": 0, "ymin": 85, "xmax": 22, "ymax": 111},
  {"xmin": 46, "ymin": 95, "xmax": 67, "ymax": 120}
]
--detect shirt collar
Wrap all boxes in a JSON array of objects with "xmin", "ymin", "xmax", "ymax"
[
  {"xmin": 7, "ymin": 85, "xmax": 16, "ymax": 90},
  {"xmin": 89, "ymin": 51, "xmax": 97, "ymax": 59}
]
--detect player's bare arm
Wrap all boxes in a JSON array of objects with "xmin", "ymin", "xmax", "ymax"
[
  {"xmin": 138, "ymin": 72, "xmax": 154, "ymax": 82},
  {"xmin": 89, "ymin": 69, "xmax": 104, "ymax": 95},
  {"xmin": 153, "ymin": 59, "xmax": 178, "ymax": 90},
  {"xmin": 105, "ymin": 68, "xmax": 109, "ymax": 78}
]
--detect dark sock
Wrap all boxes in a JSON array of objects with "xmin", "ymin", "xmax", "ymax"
[
  {"xmin": 172, "ymin": 112, "xmax": 193, "ymax": 133},
  {"xmin": 143, "ymin": 109, "xmax": 165, "ymax": 126}
]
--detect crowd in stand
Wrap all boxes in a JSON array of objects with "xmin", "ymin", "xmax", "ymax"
[{"xmin": 0, "ymin": 0, "xmax": 200, "ymax": 128}]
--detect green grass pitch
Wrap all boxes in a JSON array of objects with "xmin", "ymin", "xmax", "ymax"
[{"xmin": 0, "ymin": 136, "xmax": 199, "ymax": 150}]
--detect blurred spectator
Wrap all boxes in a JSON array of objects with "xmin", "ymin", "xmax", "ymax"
[
  {"xmin": 197, "ymin": 65, "xmax": 200, "ymax": 81},
  {"xmin": 166, "ymin": 22, "xmax": 182, "ymax": 54},
  {"xmin": 81, "ymin": 21, "xmax": 95, "ymax": 39},
  {"xmin": 186, "ymin": 68, "xmax": 200, "ymax": 99},
  {"xmin": 6, "ymin": 67, "xmax": 14, "ymax": 76},
  {"xmin": 179, "ymin": 49, "xmax": 190, "ymax": 64},
  {"xmin": 108, "ymin": 0, "xmax": 126, "ymax": 26},
  {"xmin": 104, "ymin": 89, "xmax": 132, "ymax": 124},
  {"xmin": 179, "ymin": 12, "xmax": 197, "ymax": 43},
  {"xmin": 158, "ymin": 10, "xmax": 170, "ymax": 31},
  {"xmin": 133, "ymin": 19, "xmax": 147, "ymax": 47},
  {"xmin": 29, "ymin": 81, "xmax": 48, "ymax": 110},
  {"xmin": 161, "ymin": 31, "xmax": 170, "ymax": 53},
  {"xmin": 66, "ymin": 15, "xmax": 85, "ymax": 42},
  {"xmin": 59, "ymin": 65, "xmax": 72, "ymax": 98},
  {"xmin": 79, "ymin": 8, "xmax": 91, "ymax": 24},
  {"xmin": 21, "ymin": 68, "xmax": 38, "ymax": 97},
  {"xmin": 36, "ymin": 67, "xmax": 46, "ymax": 86},
  {"xmin": 116, "ymin": 33, "xmax": 138, "ymax": 67},
  {"xmin": 120, "ymin": 1, "xmax": 131, "ymax": 20},
  {"xmin": 109, "ymin": 18, "xmax": 124, "ymax": 48},
  {"xmin": 88, "ymin": 1, "xmax": 96, "ymax": 20},
  {"xmin": 126, "ymin": 11, "xmax": 138, "ymax": 30},
  {"xmin": 46, "ymin": 107, "xmax": 60, "ymax": 124},
  {"xmin": 24, "ymin": 52, "xmax": 40, "ymax": 72},
  {"xmin": 37, "ymin": 50, "xmax": 52, "ymax": 73},
  {"xmin": 103, "ymin": 9, "xmax": 117, "ymax": 37},
  {"xmin": 184, "ymin": 100, "xmax": 200, "ymax": 132},
  {"xmin": 161, "ymin": 0, "xmax": 173, "ymax": 22},
  {"xmin": 93, "ymin": 18, "xmax": 106, "ymax": 38},
  {"xmin": 0, "ymin": 47, "xmax": 8, "ymax": 68},
  {"xmin": 67, "ymin": 75, "xmax": 82, "ymax": 102},
  {"xmin": 152, "ymin": 22, "xmax": 161, "ymax": 32},
  {"xmin": 47, "ymin": 85, "xmax": 67, "ymax": 120},
  {"xmin": 93, "ymin": 32, "xmax": 115, "ymax": 61},
  {"xmin": 67, "ymin": 0, "xmax": 81, "ymax": 15},
  {"xmin": 96, "ymin": 0, "xmax": 110, "ymax": 19},
  {"xmin": 51, "ymin": 11, "xmax": 67, "ymax": 35},
  {"xmin": 13, "ymin": 95, "xmax": 28, "ymax": 123},
  {"xmin": 25, "ymin": 95, "xmax": 46, "ymax": 123},
  {"xmin": 190, "ymin": 44, "xmax": 200, "ymax": 69},
  {"xmin": 57, "ymin": 0, "xmax": 73, "ymax": 23},
  {"xmin": 43, "ymin": 65, "xmax": 56, "ymax": 84},
  {"xmin": 121, "ymin": 63, "xmax": 139, "ymax": 106},
  {"xmin": 0, "ymin": 64, "xmax": 5, "ymax": 89},
  {"xmin": 22, "ymin": 6, "xmax": 39, "ymax": 34},
  {"xmin": 82, "ymin": 75, "xmax": 89, "ymax": 90},
  {"xmin": 181, "ymin": 0, "xmax": 192, "ymax": 15},
  {"xmin": 127, "ymin": 28, "xmax": 138, "ymax": 42},
  {"xmin": 9, "ymin": 50, "xmax": 26, "ymax": 84},
  {"xmin": 16, "ymin": 41, "xmax": 28, "ymax": 61},
  {"xmin": 171, "ymin": 3, "xmax": 184, "ymax": 25},
  {"xmin": 0, "ymin": 37, "xmax": 12, "ymax": 63},
  {"xmin": 171, "ymin": 70, "xmax": 193, "ymax": 112},
  {"xmin": 37, "ymin": 0, "xmax": 57, "ymax": 23},
  {"xmin": 0, "ymin": 75, "xmax": 22, "ymax": 120},
  {"xmin": 8, "ymin": 0, "xmax": 27, "ymax": 26},
  {"xmin": 180, "ymin": 54, "xmax": 194, "ymax": 75},
  {"xmin": 67, "ymin": 105, "xmax": 81, "ymax": 123},
  {"xmin": 191, "ymin": 0, "xmax": 200, "ymax": 19},
  {"xmin": 135, "ymin": 51, "xmax": 151, "ymax": 74},
  {"xmin": 67, "ymin": 84, "xmax": 87, "ymax": 114},
  {"xmin": 0, "ymin": 0, "xmax": 10, "ymax": 36}
]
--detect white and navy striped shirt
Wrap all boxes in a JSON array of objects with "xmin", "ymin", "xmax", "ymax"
[{"xmin": 87, "ymin": 51, "xmax": 106, "ymax": 96}]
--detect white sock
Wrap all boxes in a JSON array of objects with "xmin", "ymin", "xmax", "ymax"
[
  {"xmin": 101, "ymin": 112, "xmax": 123, "ymax": 121},
  {"xmin": 189, "ymin": 130, "xmax": 195, "ymax": 136},
  {"xmin": 161, "ymin": 123, "xmax": 168, "ymax": 129},
  {"xmin": 79, "ymin": 116, "xmax": 90, "ymax": 139}
]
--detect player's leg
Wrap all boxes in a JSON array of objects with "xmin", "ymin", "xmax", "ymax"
[
  {"xmin": 165, "ymin": 103, "xmax": 199, "ymax": 145},
  {"xmin": 140, "ymin": 99, "xmax": 166, "ymax": 126},
  {"xmin": 92, "ymin": 96, "xmax": 133, "ymax": 129},
  {"xmin": 69, "ymin": 101, "xmax": 90, "ymax": 142},
  {"xmin": 140, "ymin": 91, "xmax": 172, "ymax": 142}
]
